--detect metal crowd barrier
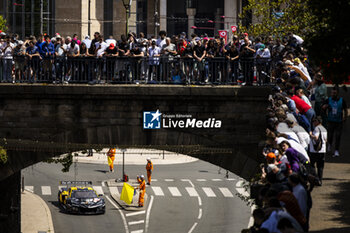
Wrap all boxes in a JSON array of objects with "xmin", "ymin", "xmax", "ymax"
[{"xmin": 0, "ymin": 56, "xmax": 273, "ymax": 85}]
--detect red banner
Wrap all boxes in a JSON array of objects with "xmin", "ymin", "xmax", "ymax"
[{"xmin": 218, "ymin": 30, "xmax": 228, "ymax": 44}]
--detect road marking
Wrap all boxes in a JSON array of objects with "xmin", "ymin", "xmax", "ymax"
[
  {"xmin": 126, "ymin": 210, "xmax": 146, "ymax": 217},
  {"xmin": 196, "ymin": 179, "xmax": 206, "ymax": 181},
  {"xmin": 185, "ymin": 187, "xmax": 199, "ymax": 197},
  {"xmin": 24, "ymin": 186, "xmax": 34, "ymax": 193},
  {"xmin": 106, "ymin": 195, "xmax": 129, "ymax": 233},
  {"xmin": 226, "ymin": 178, "xmax": 236, "ymax": 181},
  {"xmin": 248, "ymin": 205, "xmax": 257, "ymax": 228},
  {"xmin": 236, "ymin": 180, "xmax": 244, "ymax": 187},
  {"xmin": 219, "ymin": 187, "xmax": 234, "ymax": 197},
  {"xmin": 202, "ymin": 187, "xmax": 216, "ymax": 197},
  {"xmin": 181, "ymin": 179, "xmax": 194, "ymax": 187},
  {"xmin": 129, "ymin": 220, "xmax": 145, "ymax": 226},
  {"xmin": 102, "ymin": 181, "xmax": 106, "ymax": 187},
  {"xmin": 188, "ymin": 222, "xmax": 198, "ymax": 233},
  {"xmin": 41, "ymin": 186, "xmax": 51, "ymax": 195},
  {"xmin": 152, "ymin": 179, "xmax": 158, "ymax": 181},
  {"xmin": 236, "ymin": 188, "xmax": 250, "ymax": 197},
  {"xmin": 151, "ymin": 186, "xmax": 164, "ymax": 196},
  {"xmin": 93, "ymin": 186, "xmax": 104, "ymax": 195},
  {"xmin": 109, "ymin": 187, "xmax": 119, "ymax": 195},
  {"xmin": 198, "ymin": 208, "xmax": 202, "ymax": 219},
  {"xmin": 197, "ymin": 196, "xmax": 202, "ymax": 206},
  {"xmin": 212, "ymin": 179, "xmax": 222, "ymax": 181},
  {"xmin": 145, "ymin": 195, "xmax": 154, "ymax": 233},
  {"xmin": 131, "ymin": 230, "xmax": 143, "ymax": 233},
  {"xmin": 168, "ymin": 187, "xmax": 181, "ymax": 197},
  {"xmin": 164, "ymin": 179, "xmax": 174, "ymax": 182}
]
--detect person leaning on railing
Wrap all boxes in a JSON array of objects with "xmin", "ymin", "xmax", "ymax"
[
  {"xmin": 25, "ymin": 40, "xmax": 41, "ymax": 83},
  {"xmin": 13, "ymin": 40, "xmax": 26, "ymax": 83}
]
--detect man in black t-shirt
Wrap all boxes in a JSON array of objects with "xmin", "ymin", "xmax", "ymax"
[
  {"xmin": 193, "ymin": 39, "xmax": 207, "ymax": 83},
  {"xmin": 239, "ymin": 37, "xmax": 255, "ymax": 85},
  {"xmin": 226, "ymin": 44, "xmax": 239, "ymax": 83}
]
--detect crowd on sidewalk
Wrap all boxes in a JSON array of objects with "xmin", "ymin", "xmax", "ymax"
[
  {"xmin": 0, "ymin": 30, "xmax": 305, "ymax": 84},
  {"xmin": 242, "ymin": 50, "xmax": 347, "ymax": 232}
]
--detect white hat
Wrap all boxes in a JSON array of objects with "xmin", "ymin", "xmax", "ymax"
[
  {"xmin": 85, "ymin": 35, "xmax": 90, "ymax": 39},
  {"xmin": 17, "ymin": 40, "xmax": 24, "ymax": 45},
  {"xmin": 147, "ymin": 158, "xmax": 151, "ymax": 161},
  {"xmin": 140, "ymin": 175, "xmax": 145, "ymax": 179}
]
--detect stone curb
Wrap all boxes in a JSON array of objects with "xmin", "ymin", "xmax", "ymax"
[
  {"xmin": 22, "ymin": 190, "xmax": 55, "ymax": 233},
  {"xmin": 107, "ymin": 179, "xmax": 147, "ymax": 211}
]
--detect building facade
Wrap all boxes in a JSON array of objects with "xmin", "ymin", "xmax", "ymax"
[{"xmin": 0, "ymin": 0, "xmax": 247, "ymax": 40}]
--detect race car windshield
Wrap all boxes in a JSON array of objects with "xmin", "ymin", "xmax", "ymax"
[{"xmin": 71, "ymin": 190, "xmax": 97, "ymax": 199}]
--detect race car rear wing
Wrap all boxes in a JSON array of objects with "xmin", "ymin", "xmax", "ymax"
[{"xmin": 60, "ymin": 181, "xmax": 93, "ymax": 186}]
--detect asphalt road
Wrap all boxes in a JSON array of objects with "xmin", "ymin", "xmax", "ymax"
[{"xmin": 22, "ymin": 160, "xmax": 251, "ymax": 233}]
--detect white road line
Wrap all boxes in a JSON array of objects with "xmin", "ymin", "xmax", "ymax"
[
  {"xmin": 185, "ymin": 187, "xmax": 199, "ymax": 197},
  {"xmin": 168, "ymin": 187, "xmax": 182, "ymax": 197},
  {"xmin": 196, "ymin": 179, "xmax": 206, "ymax": 181},
  {"xmin": 129, "ymin": 220, "xmax": 145, "ymax": 226},
  {"xmin": 152, "ymin": 179, "xmax": 158, "ymax": 181},
  {"xmin": 226, "ymin": 178, "xmax": 236, "ymax": 181},
  {"xmin": 181, "ymin": 179, "xmax": 194, "ymax": 187},
  {"xmin": 197, "ymin": 196, "xmax": 202, "ymax": 206},
  {"xmin": 106, "ymin": 195, "xmax": 129, "ymax": 233},
  {"xmin": 164, "ymin": 179, "xmax": 174, "ymax": 182},
  {"xmin": 202, "ymin": 187, "xmax": 216, "ymax": 197},
  {"xmin": 93, "ymin": 186, "xmax": 104, "ymax": 195},
  {"xmin": 102, "ymin": 181, "xmax": 106, "ymax": 187},
  {"xmin": 24, "ymin": 186, "xmax": 34, "ymax": 193},
  {"xmin": 236, "ymin": 180, "xmax": 244, "ymax": 187},
  {"xmin": 236, "ymin": 188, "xmax": 250, "ymax": 197},
  {"xmin": 41, "ymin": 186, "xmax": 51, "ymax": 195},
  {"xmin": 188, "ymin": 222, "xmax": 198, "ymax": 233},
  {"xmin": 212, "ymin": 179, "xmax": 222, "ymax": 181},
  {"xmin": 145, "ymin": 195, "xmax": 154, "ymax": 233},
  {"xmin": 219, "ymin": 187, "xmax": 234, "ymax": 197},
  {"xmin": 109, "ymin": 187, "xmax": 119, "ymax": 195},
  {"xmin": 248, "ymin": 205, "xmax": 257, "ymax": 228},
  {"xmin": 198, "ymin": 208, "xmax": 202, "ymax": 219},
  {"xmin": 131, "ymin": 230, "xmax": 143, "ymax": 233},
  {"xmin": 151, "ymin": 186, "xmax": 164, "ymax": 196},
  {"xmin": 125, "ymin": 210, "xmax": 146, "ymax": 217}
]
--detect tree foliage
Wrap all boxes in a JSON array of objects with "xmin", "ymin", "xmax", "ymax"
[
  {"xmin": 239, "ymin": 0, "xmax": 317, "ymax": 39},
  {"xmin": 0, "ymin": 15, "xmax": 7, "ymax": 32},
  {"xmin": 304, "ymin": 0, "xmax": 350, "ymax": 84}
]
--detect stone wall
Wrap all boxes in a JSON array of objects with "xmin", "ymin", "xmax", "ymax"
[{"xmin": 0, "ymin": 85, "xmax": 270, "ymax": 180}]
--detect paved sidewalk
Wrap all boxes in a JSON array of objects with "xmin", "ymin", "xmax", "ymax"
[
  {"xmin": 309, "ymin": 118, "xmax": 350, "ymax": 232},
  {"xmin": 21, "ymin": 190, "xmax": 55, "ymax": 233},
  {"xmin": 72, "ymin": 148, "xmax": 198, "ymax": 165}
]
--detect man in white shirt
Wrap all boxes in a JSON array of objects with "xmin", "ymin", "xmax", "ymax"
[
  {"xmin": 156, "ymin": 30, "xmax": 167, "ymax": 49},
  {"xmin": 95, "ymin": 35, "xmax": 108, "ymax": 57},
  {"xmin": 1, "ymin": 35, "xmax": 14, "ymax": 82},
  {"xmin": 82, "ymin": 35, "xmax": 92, "ymax": 49},
  {"xmin": 309, "ymin": 116, "xmax": 327, "ymax": 185}
]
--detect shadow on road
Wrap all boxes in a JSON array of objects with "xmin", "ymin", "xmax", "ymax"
[
  {"xmin": 311, "ymin": 227, "xmax": 350, "ymax": 233},
  {"xmin": 328, "ymin": 181, "xmax": 350, "ymax": 225},
  {"xmin": 94, "ymin": 170, "xmax": 109, "ymax": 174}
]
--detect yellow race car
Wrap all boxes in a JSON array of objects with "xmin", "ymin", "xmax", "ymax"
[{"xmin": 58, "ymin": 181, "xmax": 105, "ymax": 214}]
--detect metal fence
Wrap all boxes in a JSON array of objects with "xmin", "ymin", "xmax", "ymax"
[{"xmin": 0, "ymin": 56, "xmax": 273, "ymax": 85}]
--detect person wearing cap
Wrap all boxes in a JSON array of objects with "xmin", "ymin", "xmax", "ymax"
[
  {"xmin": 107, "ymin": 148, "xmax": 116, "ymax": 172},
  {"xmin": 146, "ymin": 158, "xmax": 153, "ymax": 185},
  {"xmin": 82, "ymin": 35, "xmax": 92, "ymax": 49},
  {"xmin": 138, "ymin": 175, "xmax": 146, "ymax": 207}
]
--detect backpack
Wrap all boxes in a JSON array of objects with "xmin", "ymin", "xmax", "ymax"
[{"xmin": 313, "ymin": 128, "xmax": 323, "ymax": 152}]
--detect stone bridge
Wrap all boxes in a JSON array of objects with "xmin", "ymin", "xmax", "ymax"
[{"xmin": 0, "ymin": 84, "xmax": 269, "ymax": 232}]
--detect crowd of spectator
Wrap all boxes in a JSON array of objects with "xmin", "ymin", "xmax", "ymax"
[
  {"xmin": 241, "ymin": 39, "xmax": 347, "ymax": 232},
  {"xmin": 0, "ymin": 30, "xmax": 307, "ymax": 85}
]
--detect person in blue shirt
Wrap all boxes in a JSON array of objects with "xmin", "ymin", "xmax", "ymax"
[
  {"xmin": 40, "ymin": 35, "xmax": 55, "ymax": 81},
  {"xmin": 322, "ymin": 86, "xmax": 348, "ymax": 157},
  {"xmin": 25, "ymin": 41, "xmax": 41, "ymax": 82}
]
